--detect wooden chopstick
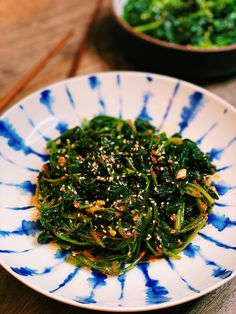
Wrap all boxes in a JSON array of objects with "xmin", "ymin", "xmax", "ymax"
[
  {"xmin": 0, "ymin": 0, "xmax": 103, "ymax": 111},
  {"xmin": 67, "ymin": 0, "xmax": 103, "ymax": 77},
  {"xmin": 0, "ymin": 30, "xmax": 73, "ymax": 111}
]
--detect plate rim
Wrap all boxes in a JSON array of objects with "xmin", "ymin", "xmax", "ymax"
[
  {"xmin": 1, "ymin": 257, "xmax": 235, "ymax": 312},
  {"xmin": 1, "ymin": 70, "xmax": 236, "ymax": 119},
  {"xmin": 1, "ymin": 70, "xmax": 236, "ymax": 312}
]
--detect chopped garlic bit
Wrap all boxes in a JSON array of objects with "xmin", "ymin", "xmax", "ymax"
[
  {"xmin": 176, "ymin": 168, "xmax": 187, "ymax": 180},
  {"xmin": 95, "ymin": 200, "xmax": 105, "ymax": 206}
]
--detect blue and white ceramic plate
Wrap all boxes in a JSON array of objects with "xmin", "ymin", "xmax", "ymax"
[{"xmin": 0, "ymin": 72, "xmax": 236, "ymax": 312}]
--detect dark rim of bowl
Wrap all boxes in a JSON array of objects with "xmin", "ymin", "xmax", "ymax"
[{"xmin": 112, "ymin": 4, "xmax": 236, "ymax": 54}]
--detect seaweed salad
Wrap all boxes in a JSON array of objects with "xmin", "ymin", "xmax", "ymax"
[
  {"xmin": 37, "ymin": 116, "xmax": 218, "ymax": 275},
  {"xmin": 123, "ymin": 0, "xmax": 236, "ymax": 48}
]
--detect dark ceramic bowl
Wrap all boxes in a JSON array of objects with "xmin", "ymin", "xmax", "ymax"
[{"xmin": 112, "ymin": 0, "xmax": 236, "ymax": 80}]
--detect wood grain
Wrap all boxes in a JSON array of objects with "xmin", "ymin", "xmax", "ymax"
[
  {"xmin": 0, "ymin": 29, "xmax": 73, "ymax": 109},
  {"xmin": 0, "ymin": 1, "xmax": 236, "ymax": 313}
]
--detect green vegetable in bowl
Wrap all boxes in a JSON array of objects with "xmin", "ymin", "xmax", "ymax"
[
  {"xmin": 123, "ymin": 0, "xmax": 236, "ymax": 48},
  {"xmin": 37, "ymin": 116, "xmax": 218, "ymax": 275}
]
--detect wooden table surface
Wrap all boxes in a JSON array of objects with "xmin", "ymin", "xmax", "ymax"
[{"xmin": 0, "ymin": 1, "xmax": 236, "ymax": 313}]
